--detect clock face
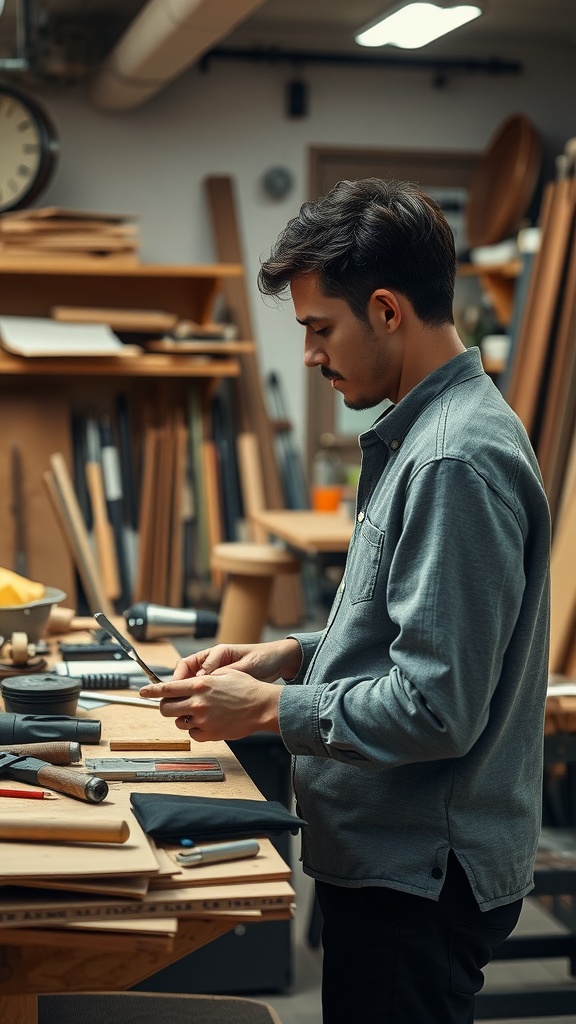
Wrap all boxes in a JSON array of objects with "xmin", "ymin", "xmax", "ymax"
[{"xmin": 0, "ymin": 86, "xmax": 59, "ymax": 214}]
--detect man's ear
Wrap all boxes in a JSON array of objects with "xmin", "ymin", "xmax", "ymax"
[{"xmin": 370, "ymin": 289, "xmax": 402, "ymax": 332}]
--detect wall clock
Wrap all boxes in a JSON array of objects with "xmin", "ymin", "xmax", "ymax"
[{"xmin": 0, "ymin": 84, "xmax": 59, "ymax": 214}]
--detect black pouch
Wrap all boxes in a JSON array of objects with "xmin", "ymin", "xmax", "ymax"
[{"xmin": 130, "ymin": 792, "xmax": 307, "ymax": 843}]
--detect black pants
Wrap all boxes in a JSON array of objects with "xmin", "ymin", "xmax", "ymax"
[{"xmin": 315, "ymin": 854, "xmax": 522, "ymax": 1024}]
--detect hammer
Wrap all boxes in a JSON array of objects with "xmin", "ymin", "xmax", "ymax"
[{"xmin": 0, "ymin": 750, "xmax": 107, "ymax": 803}]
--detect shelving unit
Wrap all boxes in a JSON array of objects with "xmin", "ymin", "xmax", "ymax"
[
  {"xmin": 458, "ymin": 259, "xmax": 522, "ymax": 327},
  {"xmin": 0, "ymin": 259, "xmax": 249, "ymax": 605}
]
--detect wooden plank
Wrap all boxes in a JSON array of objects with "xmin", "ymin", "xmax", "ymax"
[
  {"xmin": 52, "ymin": 307, "xmax": 178, "ymax": 332},
  {"xmin": 204, "ymin": 176, "xmax": 284, "ymax": 508},
  {"xmin": 549, "ymin": 482, "xmax": 576, "ymax": 673},
  {"xmin": 537, "ymin": 231, "xmax": 576, "ymax": 523},
  {"xmin": 506, "ymin": 152, "xmax": 576, "ymax": 439},
  {"xmin": 43, "ymin": 458, "xmax": 113, "ymax": 616},
  {"xmin": 168, "ymin": 418, "xmax": 189, "ymax": 608},
  {"xmin": 150, "ymin": 423, "xmax": 174, "ymax": 605},
  {"xmin": 237, "ymin": 432, "xmax": 269, "ymax": 543},
  {"xmin": 205, "ymin": 175, "xmax": 304, "ymax": 625},
  {"xmin": 0, "ymin": 387, "xmax": 76, "ymax": 599},
  {"xmin": 202, "ymin": 438, "xmax": 224, "ymax": 588},
  {"xmin": 133, "ymin": 422, "xmax": 158, "ymax": 603}
]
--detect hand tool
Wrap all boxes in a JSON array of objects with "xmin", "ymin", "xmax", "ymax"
[
  {"xmin": 0, "ymin": 750, "xmax": 108, "ymax": 803},
  {"xmin": 94, "ymin": 612, "xmax": 165, "ymax": 685},
  {"xmin": 0, "ymin": 817, "xmax": 130, "ymax": 842},
  {"xmin": 45, "ymin": 606, "xmax": 98, "ymax": 634},
  {"xmin": 0, "ymin": 711, "xmax": 101, "ymax": 745},
  {"xmin": 175, "ymin": 838, "xmax": 260, "ymax": 866},
  {"xmin": 85, "ymin": 756, "xmax": 223, "ymax": 781},
  {"xmin": 123, "ymin": 602, "xmax": 218, "ymax": 641},
  {"xmin": 0, "ymin": 740, "xmax": 81, "ymax": 764}
]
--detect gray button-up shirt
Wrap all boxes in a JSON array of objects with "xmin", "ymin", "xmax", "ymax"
[{"xmin": 279, "ymin": 348, "xmax": 550, "ymax": 911}]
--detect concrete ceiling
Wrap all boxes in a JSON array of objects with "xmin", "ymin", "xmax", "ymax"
[{"xmin": 0, "ymin": 0, "xmax": 574, "ymax": 101}]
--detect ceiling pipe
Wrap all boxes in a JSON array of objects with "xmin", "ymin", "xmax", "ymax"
[{"xmin": 89, "ymin": 0, "xmax": 266, "ymax": 112}]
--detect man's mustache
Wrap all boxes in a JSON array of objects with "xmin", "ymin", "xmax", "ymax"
[{"xmin": 321, "ymin": 367, "xmax": 342, "ymax": 381}]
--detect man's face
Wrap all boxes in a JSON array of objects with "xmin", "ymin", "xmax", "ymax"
[{"xmin": 290, "ymin": 271, "xmax": 401, "ymax": 409}]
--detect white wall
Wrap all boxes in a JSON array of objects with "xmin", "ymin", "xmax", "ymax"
[{"xmin": 27, "ymin": 42, "xmax": 576, "ymax": 452}]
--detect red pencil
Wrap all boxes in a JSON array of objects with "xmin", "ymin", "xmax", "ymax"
[{"xmin": 0, "ymin": 788, "xmax": 58, "ymax": 800}]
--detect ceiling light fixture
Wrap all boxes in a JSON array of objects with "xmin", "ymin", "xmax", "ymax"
[{"xmin": 355, "ymin": 2, "xmax": 482, "ymax": 50}]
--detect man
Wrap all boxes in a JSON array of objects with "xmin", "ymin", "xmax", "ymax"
[{"xmin": 141, "ymin": 179, "xmax": 550, "ymax": 1023}]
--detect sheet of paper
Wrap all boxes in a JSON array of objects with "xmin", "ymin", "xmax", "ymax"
[{"xmin": 0, "ymin": 315, "xmax": 141, "ymax": 357}]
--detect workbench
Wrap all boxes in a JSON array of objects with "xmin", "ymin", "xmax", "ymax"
[{"xmin": 0, "ymin": 631, "xmax": 293, "ymax": 1024}]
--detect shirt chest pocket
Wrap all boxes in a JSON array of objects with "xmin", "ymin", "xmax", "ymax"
[{"xmin": 348, "ymin": 516, "xmax": 385, "ymax": 604}]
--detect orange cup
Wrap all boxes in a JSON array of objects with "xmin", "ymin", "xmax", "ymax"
[{"xmin": 311, "ymin": 484, "xmax": 343, "ymax": 512}]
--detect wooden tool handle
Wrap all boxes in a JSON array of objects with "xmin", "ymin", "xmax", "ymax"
[
  {"xmin": 36, "ymin": 765, "xmax": 108, "ymax": 803},
  {"xmin": 45, "ymin": 607, "xmax": 98, "ymax": 635},
  {"xmin": 0, "ymin": 741, "xmax": 81, "ymax": 765},
  {"xmin": 0, "ymin": 818, "xmax": 130, "ymax": 843}
]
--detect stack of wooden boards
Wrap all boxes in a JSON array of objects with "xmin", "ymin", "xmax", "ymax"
[
  {"xmin": 503, "ymin": 137, "xmax": 576, "ymax": 677},
  {"xmin": 40, "ymin": 386, "xmax": 244, "ymax": 614},
  {"xmin": 0, "ymin": 701, "xmax": 294, "ymax": 952},
  {"xmin": 0, "ymin": 208, "xmax": 140, "ymax": 262}
]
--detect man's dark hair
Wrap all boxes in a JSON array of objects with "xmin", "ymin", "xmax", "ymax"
[{"xmin": 258, "ymin": 178, "xmax": 456, "ymax": 327}]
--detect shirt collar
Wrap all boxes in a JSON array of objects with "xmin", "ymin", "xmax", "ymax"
[{"xmin": 360, "ymin": 347, "xmax": 485, "ymax": 451}]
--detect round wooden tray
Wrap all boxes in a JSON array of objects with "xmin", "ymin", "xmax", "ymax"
[{"xmin": 466, "ymin": 113, "xmax": 542, "ymax": 248}]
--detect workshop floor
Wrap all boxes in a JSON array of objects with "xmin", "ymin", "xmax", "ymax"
[{"xmin": 174, "ymin": 604, "xmax": 576, "ymax": 1024}]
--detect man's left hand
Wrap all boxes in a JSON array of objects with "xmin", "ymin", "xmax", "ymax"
[{"xmin": 144, "ymin": 670, "xmax": 282, "ymax": 741}]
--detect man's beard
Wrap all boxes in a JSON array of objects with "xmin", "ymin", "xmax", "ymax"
[{"xmin": 344, "ymin": 395, "xmax": 382, "ymax": 411}]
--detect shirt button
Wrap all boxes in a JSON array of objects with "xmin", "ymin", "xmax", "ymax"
[
  {"xmin": 357, "ymin": 511, "xmax": 365, "ymax": 523},
  {"xmin": 431, "ymin": 865, "xmax": 443, "ymax": 880},
  {"xmin": 390, "ymin": 439, "xmax": 400, "ymax": 450}
]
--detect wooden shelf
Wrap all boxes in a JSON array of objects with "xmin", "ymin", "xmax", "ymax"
[
  {"xmin": 0, "ymin": 261, "xmax": 245, "ymax": 325},
  {"xmin": 458, "ymin": 260, "xmax": 522, "ymax": 326},
  {"xmin": 458, "ymin": 260, "xmax": 522, "ymax": 278},
  {"xmin": 0, "ymin": 350, "xmax": 241, "ymax": 378},
  {"xmin": 0, "ymin": 260, "xmax": 249, "ymax": 604}
]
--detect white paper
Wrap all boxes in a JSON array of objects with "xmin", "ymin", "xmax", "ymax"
[
  {"xmin": 0, "ymin": 315, "xmax": 141, "ymax": 357},
  {"xmin": 547, "ymin": 682, "xmax": 576, "ymax": 697}
]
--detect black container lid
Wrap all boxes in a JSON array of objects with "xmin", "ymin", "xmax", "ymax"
[{"xmin": 1, "ymin": 674, "xmax": 82, "ymax": 705}]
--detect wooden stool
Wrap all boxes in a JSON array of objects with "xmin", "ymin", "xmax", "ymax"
[{"xmin": 211, "ymin": 542, "xmax": 300, "ymax": 644}]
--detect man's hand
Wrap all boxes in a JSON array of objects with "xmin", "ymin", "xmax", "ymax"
[
  {"xmin": 141, "ymin": 669, "xmax": 282, "ymax": 742},
  {"xmin": 168, "ymin": 638, "xmax": 303, "ymax": 684},
  {"xmin": 139, "ymin": 638, "xmax": 302, "ymax": 742}
]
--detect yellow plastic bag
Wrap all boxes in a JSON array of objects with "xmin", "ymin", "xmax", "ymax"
[{"xmin": 0, "ymin": 567, "xmax": 46, "ymax": 606}]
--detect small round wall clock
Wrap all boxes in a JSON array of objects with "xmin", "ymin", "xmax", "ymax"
[{"xmin": 0, "ymin": 83, "xmax": 59, "ymax": 214}]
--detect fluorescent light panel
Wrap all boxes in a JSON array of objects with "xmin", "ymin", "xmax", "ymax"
[{"xmin": 356, "ymin": 3, "xmax": 482, "ymax": 49}]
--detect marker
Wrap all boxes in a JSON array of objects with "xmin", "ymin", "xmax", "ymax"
[
  {"xmin": 175, "ymin": 839, "xmax": 260, "ymax": 867},
  {"xmin": 0, "ymin": 788, "xmax": 58, "ymax": 800}
]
